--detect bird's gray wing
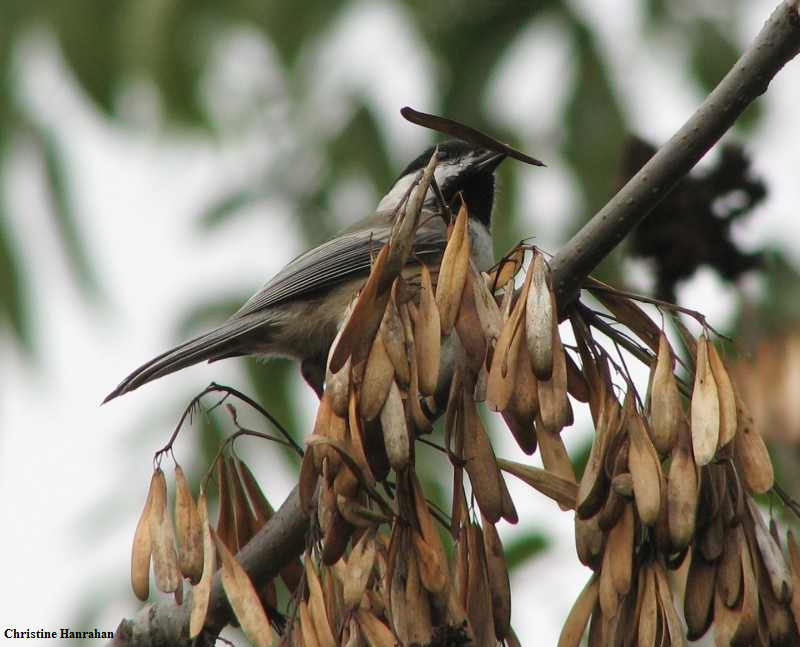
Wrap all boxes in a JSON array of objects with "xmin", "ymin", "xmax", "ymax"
[
  {"xmin": 231, "ymin": 219, "xmax": 446, "ymax": 318},
  {"xmin": 104, "ymin": 216, "xmax": 448, "ymax": 402}
]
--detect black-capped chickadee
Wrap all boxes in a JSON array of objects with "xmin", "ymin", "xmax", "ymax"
[{"xmin": 104, "ymin": 140, "xmax": 506, "ymax": 403}]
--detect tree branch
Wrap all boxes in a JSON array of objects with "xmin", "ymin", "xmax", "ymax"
[
  {"xmin": 108, "ymin": 2, "xmax": 800, "ymax": 644},
  {"xmin": 110, "ymin": 488, "xmax": 307, "ymax": 646},
  {"xmin": 550, "ymin": 0, "xmax": 800, "ymax": 304}
]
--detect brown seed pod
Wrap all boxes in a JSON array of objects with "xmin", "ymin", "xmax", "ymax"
[
  {"xmin": 471, "ymin": 266, "xmax": 503, "ymax": 345},
  {"xmin": 627, "ymin": 402, "xmax": 665, "ymax": 517},
  {"xmin": 347, "ymin": 389, "xmax": 377, "ymax": 487},
  {"xmin": 565, "ymin": 351, "xmax": 590, "ymax": 403},
  {"xmin": 746, "ymin": 496, "xmax": 793, "ymax": 603},
  {"xmin": 336, "ymin": 495, "xmax": 390, "ymax": 528},
  {"xmin": 707, "ymin": 341, "xmax": 737, "ymax": 449},
  {"xmin": 355, "ymin": 608, "xmax": 398, "ymax": 647},
  {"xmin": 610, "ymin": 472, "xmax": 633, "ymax": 498},
  {"xmin": 452, "ymin": 521, "xmax": 469, "ymax": 609},
  {"xmin": 388, "ymin": 526, "xmax": 410, "ymax": 643},
  {"xmin": 699, "ymin": 511, "xmax": 725, "ymax": 562},
  {"xmin": 538, "ymin": 323, "xmax": 570, "ymax": 433},
  {"xmin": 712, "ymin": 585, "xmax": 743, "ymax": 646},
  {"xmin": 558, "ymin": 574, "xmax": 598, "ymax": 647},
  {"xmin": 501, "ymin": 410, "xmax": 537, "ymax": 455},
  {"xmin": 497, "ymin": 458, "xmax": 577, "ymax": 510},
  {"xmin": 410, "ymin": 471, "xmax": 448, "ymax": 594},
  {"xmin": 343, "ymin": 529, "xmax": 377, "ymax": 610},
  {"xmin": 667, "ymin": 415, "xmax": 699, "ymax": 550},
  {"xmin": 235, "ymin": 460, "xmax": 273, "ymax": 528},
  {"xmin": 462, "ymin": 389, "xmax": 505, "ymax": 523},
  {"xmin": 227, "ymin": 455, "xmax": 260, "ymax": 549},
  {"xmin": 381, "ymin": 292, "xmax": 410, "ymax": 388},
  {"xmin": 786, "ymin": 530, "xmax": 800, "ymax": 635},
  {"xmin": 131, "ymin": 471, "xmax": 157, "ymax": 601},
  {"xmin": 598, "ymin": 532, "xmax": 620, "ymax": 621},
  {"xmin": 330, "ymin": 244, "xmax": 392, "ymax": 373},
  {"xmin": 174, "ymin": 464, "xmax": 203, "ymax": 584},
  {"xmin": 387, "ymin": 149, "xmax": 437, "ymax": 268},
  {"xmin": 732, "ymin": 392, "xmax": 774, "ymax": 494},
  {"xmin": 455, "ymin": 272, "xmax": 488, "ymax": 375},
  {"xmin": 360, "ymin": 331, "xmax": 395, "ymax": 421},
  {"xmin": 637, "ymin": 565, "xmax": 658, "ymax": 647},
  {"xmin": 466, "ymin": 523, "xmax": 496, "ymax": 646},
  {"xmin": 305, "ymin": 555, "xmax": 337, "ymax": 647},
  {"xmin": 487, "ymin": 246, "xmax": 524, "ymax": 291},
  {"xmin": 717, "ymin": 525, "xmax": 745, "ymax": 608},
  {"xmin": 652, "ymin": 560, "xmax": 687, "ymax": 647},
  {"xmin": 299, "ymin": 599, "xmax": 322, "ymax": 647},
  {"xmin": 310, "ymin": 392, "xmax": 341, "ymax": 474},
  {"xmin": 536, "ymin": 425, "xmax": 577, "ymax": 489},
  {"xmin": 148, "ymin": 468, "xmax": 181, "ymax": 594},
  {"xmin": 487, "ymin": 282, "xmax": 527, "ymax": 412},
  {"xmin": 299, "ymin": 449, "xmax": 320, "ymax": 515},
  {"xmin": 574, "ymin": 515, "xmax": 604, "ymax": 569},
  {"xmin": 404, "ymin": 542, "xmax": 434, "ymax": 645},
  {"xmin": 326, "ymin": 363, "xmax": 351, "ymax": 420},
  {"xmin": 586, "ymin": 598, "xmax": 604, "ymax": 647},
  {"xmin": 322, "ymin": 512, "xmax": 355, "ymax": 567},
  {"xmin": 649, "ymin": 331, "xmax": 682, "ymax": 455},
  {"xmin": 214, "ymin": 529, "xmax": 275, "ymax": 647},
  {"xmin": 379, "ymin": 380, "xmax": 410, "ymax": 471},
  {"xmin": 411, "ymin": 530, "xmax": 447, "ymax": 596},
  {"xmin": 577, "ymin": 397, "xmax": 613, "ymax": 519},
  {"xmin": 481, "ymin": 515, "xmax": 512, "ymax": 639},
  {"xmin": 526, "ymin": 252, "xmax": 554, "ymax": 381},
  {"xmin": 416, "ymin": 263, "xmax": 441, "ymax": 396},
  {"xmin": 189, "ymin": 491, "xmax": 215, "ymax": 639},
  {"xmin": 435, "ymin": 202, "xmax": 470, "ymax": 335},
  {"xmin": 684, "ymin": 550, "xmax": 716, "ymax": 640},
  {"xmin": 596, "ymin": 487, "xmax": 626, "ymax": 532},
  {"xmin": 607, "ymin": 502, "xmax": 634, "ymax": 596},
  {"xmin": 691, "ymin": 334, "xmax": 720, "ymax": 466},
  {"xmin": 506, "ymin": 321, "xmax": 540, "ymax": 418},
  {"xmin": 399, "ymin": 301, "xmax": 432, "ymax": 435}
]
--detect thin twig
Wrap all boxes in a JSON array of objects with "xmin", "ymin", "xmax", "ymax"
[
  {"xmin": 774, "ymin": 481, "xmax": 800, "ymax": 521},
  {"xmin": 208, "ymin": 382, "xmax": 303, "ymax": 456}
]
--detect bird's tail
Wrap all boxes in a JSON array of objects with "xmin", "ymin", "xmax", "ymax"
[{"xmin": 103, "ymin": 315, "xmax": 270, "ymax": 403}]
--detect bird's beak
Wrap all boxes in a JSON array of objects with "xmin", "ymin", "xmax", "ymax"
[{"xmin": 474, "ymin": 151, "xmax": 507, "ymax": 173}]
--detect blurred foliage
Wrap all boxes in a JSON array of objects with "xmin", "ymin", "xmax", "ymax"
[
  {"xmin": 0, "ymin": 0, "xmax": 775, "ymax": 358},
  {"xmin": 2, "ymin": 0, "xmax": 797, "ymax": 637},
  {"xmin": 503, "ymin": 529, "xmax": 551, "ymax": 572}
]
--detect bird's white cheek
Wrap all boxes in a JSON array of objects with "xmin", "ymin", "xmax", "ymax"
[
  {"xmin": 469, "ymin": 222, "xmax": 494, "ymax": 272},
  {"xmin": 377, "ymin": 174, "xmax": 417, "ymax": 212}
]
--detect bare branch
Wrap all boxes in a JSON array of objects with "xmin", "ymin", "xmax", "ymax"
[
  {"xmin": 550, "ymin": 0, "xmax": 800, "ymax": 305},
  {"xmin": 109, "ymin": 487, "xmax": 307, "ymax": 646}
]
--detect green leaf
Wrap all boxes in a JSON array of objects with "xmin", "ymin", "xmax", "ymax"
[
  {"xmin": 197, "ymin": 188, "xmax": 266, "ymax": 231},
  {"xmin": 688, "ymin": 19, "xmax": 761, "ymax": 130},
  {"xmin": 245, "ymin": 358, "xmax": 301, "ymax": 468},
  {"xmin": 39, "ymin": 127, "xmax": 104, "ymax": 299},
  {"xmin": 0, "ymin": 197, "xmax": 32, "ymax": 353},
  {"xmin": 688, "ymin": 19, "xmax": 739, "ymax": 93},
  {"xmin": 561, "ymin": 17, "xmax": 627, "ymax": 216},
  {"xmin": 503, "ymin": 529, "xmax": 551, "ymax": 572},
  {"xmin": 175, "ymin": 296, "xmax": 248, "ymax": 339}
]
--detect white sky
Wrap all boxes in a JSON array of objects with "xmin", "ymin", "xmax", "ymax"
[{"xmin": 1, "ymin": 1, "xmax": 799, "ymax": 644}]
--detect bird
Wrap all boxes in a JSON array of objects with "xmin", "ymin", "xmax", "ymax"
[{"xmin": 103, "ymin": 140, "xmax": 507, "ymax": 404}]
